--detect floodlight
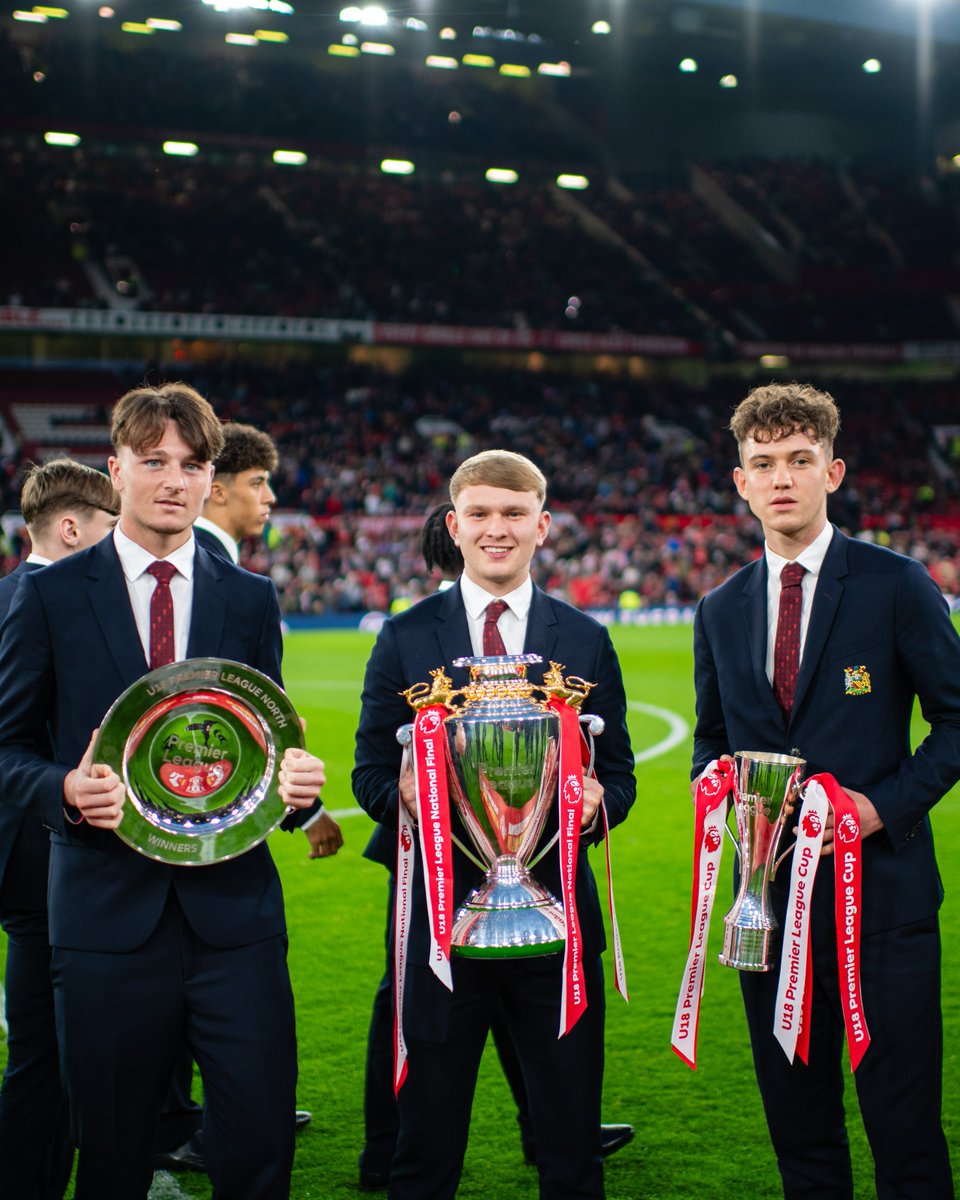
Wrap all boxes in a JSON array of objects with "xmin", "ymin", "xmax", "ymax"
[
  {"xmin": 591, "ymin": 20, "xmax": 610, "ymax": 35},
  {"xmin": 862, "ymin": 59, "xmax": 881, "ymax": 73},
  {"xmin": 538, "ymin": 62, "xmax": 570, "ymax": 77},
  {"xmin": 44, "ymin": 131, "xmax": 81, "ymax": 146},
  {"xmin": 254, "ymin": 28, "xmax": 288, "ymax": 40},
  {"xmin": 328, "ymin": 43, "xmax": 359, "ymax": 55},
  {"xmin": 33, "ymin": 6, "xmax": 68, "ymax": 16},
  {"xmin": 425, "ymin": 55, "xmax": 458, "ymax": 69},
  {"xmin": 360, "ymin": 40, "xmax": 394, "ymax": 54},
  {"xmin": 163, "ymin": 141, "xmax": 199, "ymax": 156},
  {"xmin": 439, "ymin": 27, "xmax": 455, "ymax": 39},
  {"xmin": 499, "ymin": 63, "xmax": 530, "ymax": 77},
  {"xmin": 679, "ymin": 58, "xmax": 698, "ymax": 73},
  {"xmin": 13, "ymin": 11, "xmax": 48, "ymax": 21},
  {"xmin": 381, "ymin": 159, "xmax": 415, "ymax": 175},
  {"xmin": 226, "ymin": 32, "xmax": 258, "ymax": 43},
  {"xmin": 719, "ymin": 74, "xmax": 738, "ymax": 88},
  {"xmin": 557, "ymin": 174, "xmax": 589, "ymax": 190},
  {"xmin": 147, "ymin": 18, "xmax": 182, "ymax": 29},
  {"xmin": 273, "ymin": 150, "xmax": 307, "ymax": 165},
  {"xmin": 121, "ymin": 21, "xmax": 154, "ymax": 33},
  {"xmin": 463, "ymin": 53, "xmax": 495, "ymax": 68},
  {"xmin": 486, "ymin": 168, "xmax": 518, "ymax": 184}
]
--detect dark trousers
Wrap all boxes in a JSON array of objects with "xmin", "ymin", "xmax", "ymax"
[
  {"xmin": 741, "ymin": 915, "xmax": 953, "ymax": 1200},
  {"xmin": 51, "ymin": 893, "xmax": 297, "ymax": 1200},
  {"xmin": 361, "ymin": 876, "xmax": 531, "ymax": 1179},
  {"xmin": 389, "ymin": 955, "xmax": 605, "ymax": 1200},
  {"xmin": 0, "ymin": 914, "xmax": 73, "ymax": 1200}
]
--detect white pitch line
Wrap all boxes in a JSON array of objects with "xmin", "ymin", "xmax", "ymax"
[
  {"xmin": 149, "ymin": 1171, "xmax": 192, "ymax": 1200},
  {"xmin": 326, "ymin": 701, "xmax": 689, "ymax": 821},
  {"xmin": 627, "ymin": 700, "xmax": 690, "ymax": 764}
]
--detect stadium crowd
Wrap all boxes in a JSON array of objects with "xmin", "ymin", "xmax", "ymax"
[
  {"xmin": 4, "ymin": 362, "xmax": 958, "ymax": 615},
  {"xmin": 2, "ymin": 138, "xmax": 958, "ymax": 346}
]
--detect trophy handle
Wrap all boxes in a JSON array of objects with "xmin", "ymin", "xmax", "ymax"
[
  {"xmin": 578, "ymin": 713, "xmax": 605, "ymax": 779},
  {"xmin": 396, "ymin": 723, "xmax": 413, "ymax": 748},
  {"xmin": 771, "ymin": 777, "xmax": 806, "ymax": 876}
]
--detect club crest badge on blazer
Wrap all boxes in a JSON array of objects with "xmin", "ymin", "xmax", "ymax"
[{"xmin": 843, "ymin": 665, "xmax": 872, "ymax": 696}]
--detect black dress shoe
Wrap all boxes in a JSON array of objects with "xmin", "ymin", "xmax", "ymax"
[
  {"xmin": 600, "ymin": 1123, "xmax": 635, "ymax": 1158},
  {"xmin": 295, "ymin": 1109, "xmax": 312, "ymax": 1132},
  {"xmin": 154, "ymin": 1134, "xmax": 207, "ymax": 1174},
  {"xmin": 358, "ymin": 1165, "xmax": 390, "ymax": 1191},
  {"xmin": 521, "ymin": 1122, "xmax": 635, "ymax": 1166}
]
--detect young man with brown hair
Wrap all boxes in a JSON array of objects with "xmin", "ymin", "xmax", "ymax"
[
  {"xmin": 0, "ymin": 382, "xmax": 325, "ymax": 1199},
  {"xmin": 354, "ymin": 449, "xmax": 636, "ymax": 1200},
  {"xmin": 0, "ymin": 457, "xmax": 118, "ymax": 1200},
  {"xmin": 693, "ymin": 382, "xmax": 960, "ymax": 1199}
]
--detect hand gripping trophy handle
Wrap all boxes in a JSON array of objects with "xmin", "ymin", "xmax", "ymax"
[{"xmin": 719, "ymin": 750, "xmax": 806, "ymax": 972}]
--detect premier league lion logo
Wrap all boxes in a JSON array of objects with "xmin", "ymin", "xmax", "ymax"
[
  {"xmin": 837, "ymin": 813, "xmax": 860, "ymax": 843},
  {"xmin": 801, "ymin": 809, "xmax": 822, "ymax": 839}
]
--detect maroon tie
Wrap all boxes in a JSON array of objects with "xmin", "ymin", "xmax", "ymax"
[
  {"xmin": 483, "ymin": 599, "xmax": 509, "ymax": 657},
  {"xmin": 147, "ymin": 560, "xmax": 177, "ymax": 670},
  {"xmin": 773, "ymin": 561, "xmax": 806, "ymax": 718}
]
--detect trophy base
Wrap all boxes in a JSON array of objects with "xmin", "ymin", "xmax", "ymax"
[
  {"xmin": 719, "ymin": 922, "xmax": 777, "ymax": 972},
  {"xmin": 451, "ymin": 862, "xmax": 566, "ymax": 959}
]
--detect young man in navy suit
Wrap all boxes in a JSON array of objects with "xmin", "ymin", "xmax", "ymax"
[
  {"xmin": 0, "ymin": 458, "xmax": 118, "ymax": 1200},
  {"xmin": 353, "ymin": 450, "xmax": 636, "ymax": 1200},
  {"xmin": 693, "ymin": 383, "xmax": 960, "ymax": 1200},
  {"xmin": 152, "ymin": 420, "xmax": 339, "ymax": 1174},
  {"xmin": 0, "ymin": 383, "xmax": 326, "ymax": 1200}
]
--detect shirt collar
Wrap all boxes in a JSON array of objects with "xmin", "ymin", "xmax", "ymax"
[
  {"xmin": 459, "ymin": 572, "xmax": 533, "ymax": 621},
  {"xmin": 26, "ymin": 552, "xmax": 53, "ymax": 566},
  {"xmin": 765, "ymin": 521, "xmax": 835, "ymax": 582},
  {"xmin": 113, "ymin": 524, "xmax": 196, "ymax": 582},
  {"xmin": 194, "ymin": 515, "xmax": 239, "ymax": 565}
]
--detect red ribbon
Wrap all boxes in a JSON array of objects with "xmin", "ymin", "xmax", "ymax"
[
  {"xmin": 393, "ymin": 702, "xmax": 453, "ymax": 1094},
  {"xmin": 546, "ymin": 698, "xmax": 587, "ymax": 1036},
  {"xmin": 775, "ymin": 772, "xmax": 870, "ymax": 1071},
  {"xmin": 671, "ymin": 758, "xmax": 737, "ymax": 1068},
  {"xmin": 411, "ymin": 704, "xmax": 454, "ymax": 989}
]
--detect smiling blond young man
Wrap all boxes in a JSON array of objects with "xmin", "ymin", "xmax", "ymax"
[
  {"xmin": 353, "ymin": 449, "xmax": 635, "ymax": 1200},
  {"xmin": 693, "ymin": 382, "xmax": 960, "ymax": 1200},
  {"xmin": 0, "ymin": 383, "xmax": 325, "ymax": 1200}
]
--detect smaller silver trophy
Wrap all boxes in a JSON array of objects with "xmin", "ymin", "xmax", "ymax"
[
  {"xmin": 719, "ymin": 750, "xmax": 806, "ymax": 971},
  {"xmin": 398, "ymin": 655, "xmax": 602, "ymax": 959}
]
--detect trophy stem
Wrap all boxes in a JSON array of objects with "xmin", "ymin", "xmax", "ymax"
[
  {"xmin": 719, "ymin": 864, "xmax": 778, "ymax": 971},
  {"xmin": 451, "ymin": 855, "xmax": 566, "ymax": 959}
]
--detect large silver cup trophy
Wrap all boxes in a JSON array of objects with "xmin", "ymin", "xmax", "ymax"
[
  {"xmin": 399, "ymin": 655, "xmax": 602, "ymax": 959},
  {"xmin": 719, "ymin": 750, "xmax": 806, "ymax": 971}
]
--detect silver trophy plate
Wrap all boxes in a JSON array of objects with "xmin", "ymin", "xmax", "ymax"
[{"xmin": 94, "ymin": 657, "xmax": 304, "ymax": 866}]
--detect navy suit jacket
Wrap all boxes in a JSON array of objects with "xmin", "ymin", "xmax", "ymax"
[
  {"xmin": 0, "ymin": 561, "xmax": 49, "ymax": 916},
  {"xmin": 693, "ymin": 528, "xmax": 960, "ymax": 935},
  {"xmin": 194, "ymin": 523, "xmax": 234, "ymax": 563},
  {"xmin": 352, "ymin": 581, "xmax": 636, "ymax": 973},
  {"xmin": 0, "ymin": 536, "xmax": 302, "ymax": 953}
]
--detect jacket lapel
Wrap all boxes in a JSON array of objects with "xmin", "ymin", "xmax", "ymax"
[
  {"xmin": 791, "ymin": 529, "xmax": 848, "ymax": 718},
  {"xmin": 740, "ymin": 558, "xmax": 782, "ymax": 721},
  {"xmin": 186, "ymin": 545, "xmax": 228, "ymax": 658},
  {"xmin": 523, "ymin": 585, "xmax": 559, "ymax": 673},
  {"xmin": 434, "ymin": 582, "xmax": 474, "ymax": 687},
  {"xmin": 87, "ymin": 539, "xmax": 149, "ymax": 682}
]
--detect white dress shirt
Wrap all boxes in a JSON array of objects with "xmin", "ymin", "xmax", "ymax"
[
  {"xmin": 194, "ymin": 515, "xmax": 239, "ymax": 564},
  {"xmin": 763, "ymin": 522, "xmax": 835, "ymax": 684},
  {"xmin": 113, "ymin": 525, "xmax": 196, "ymax": 665},
  {"xmin": 458, "ymin": 573, "xmax": 534, "ymax": 657}
]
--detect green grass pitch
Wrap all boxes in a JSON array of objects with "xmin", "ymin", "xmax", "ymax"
[{"xmin": 2, "ymin": 624, "xmax": 958, "ymax": 1198}]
